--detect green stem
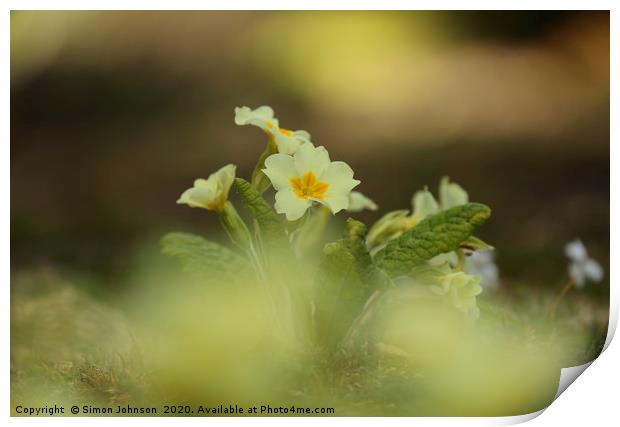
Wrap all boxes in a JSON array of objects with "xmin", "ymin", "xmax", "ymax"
[
  {"xmin": 218, "ymin": 201, "xmax": 252, "ymax": 250},
  {"xmin": 221, "ymin": 202, "xmax": 286, "ymax": 336},
  {"xmin": 456, "ymin": 249, "xmax": 466, "ymax": 271},
  {"xmin": 251, "ymin": 140, "xmax": 277, "ymax": 194},
  {"xmin": 246, "ymin": 241, "xmax": 286, "ymax": 335},
  {"xmin": 548, "ymin": 278, "xmax": 574, "ymax": 319},
  {"xmin": 291, "ymin": 205, "xmax": 331, "ymax": 257},
  {"xmin": 342, "ymin": 290, "xmax": 384, "ymax": 349},
  {"xmin": 220, "ymin": 201, "xmax": 289, "ymax": 338}
]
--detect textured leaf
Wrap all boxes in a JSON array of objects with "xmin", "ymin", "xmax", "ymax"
[
  {"xmin": 313, "ymin": 218, "xmax": 387, "ymax": 347},
  {"xmin": 374, "ymin": 203, "xmax": 491, "ymax": 276},
  {"xmin": 343, "ymin": 218, "xmax": 392, "ymax": 290},
  {"xmin": 342, "ymin": 218, "xmax": 373, "ymax": 274},
  {"xmin": 233, "ymin": 178, "xmax": 289, "ymax": 256},
  {"xmin": 161, "ymin": 232, "xmax": 250, "ymax": 278}
]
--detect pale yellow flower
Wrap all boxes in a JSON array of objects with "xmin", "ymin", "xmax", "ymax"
[
  {"xmin": 234, "ymin": 105, "xmax": 311, "ymax": 155},
  {"xmin": 262, "ymin": 143, "xmax": 360, "ymax": 220},
  {"xmin": 177, "ymin": 164, "xmax": 236, "ymax": 212},
  {"xmin": 439, "ymin": 176, "xmax": 468, "ymax": 209},
  {"xmin": 348, "ymin": 191, "xmax": 378, "ymax": 212},
  {"xmin": 431, "ymin": 271, "xmax": 483, "ymax": 320}
]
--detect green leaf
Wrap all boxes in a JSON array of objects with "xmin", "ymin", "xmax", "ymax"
[
  {"xmin": 233, "ymin": 177, "xmax": 289, "ymax": 256},
  {"xmin": 342, "ymin": 218, "xmax": 372, "ymax": 274},
  {"xmin": 461, "ymin": 236, "xmax": 494, "ymax": 252},
  {"xmin": 313, "ymin": 240, "xmax": 369, "ymax": 347},
  {"xmin": 161, "ymin": 232, "xmax": 251, "ymax": 279},
  {"xmin": 342, "ymin": 218, "xmax": 392, "ymax": 290},
  {"xmin": 366, "ymin": 209, "xmax": 409, "ymax": 249},
  {"xmin": 374, "ymin": 203, "xmax": 491, "ymax": 276},
  {"xmin": 313, "ymin": 218, "xmax": 389, "ymax": 347},
  {"xmin": 250, "ymin": 143, "xmax": 277, "ymax": 194}
]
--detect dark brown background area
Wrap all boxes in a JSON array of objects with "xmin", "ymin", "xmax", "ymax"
[{"xmin": 11, "ymin": 11, "xmax": 609, "ymax": 297}]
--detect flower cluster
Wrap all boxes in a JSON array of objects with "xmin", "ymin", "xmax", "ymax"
[
  {"xmin": 234, "ymin": 106, "xmax": 311, "ymax": 155},
  {"xmin": 172, "ymin": 104, "xmax": 494, "ymax": 332},
  {"xmin": 165, "ymin": 105, "xmax": 603, "ymax": 346},
  {"xmin": 179, "ymin": 105, "xmax": 375, "ymax": 221}
]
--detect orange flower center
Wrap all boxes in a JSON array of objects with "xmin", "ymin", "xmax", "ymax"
[
  {"xmin": 290, "ymin": 172, "xmax": 329, "ymax": 200},
  {"xmin": 264, "ymin": 121, "xmax": 293, "ymax": 137}
]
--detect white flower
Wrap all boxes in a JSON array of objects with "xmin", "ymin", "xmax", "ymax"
[
  {"xmin": 234, "ymin": 105, "xmax": 311, "ymax": 155},
  {"xmin": 348, "ymin": 191, "xmax": 378, "ymax": 212},
  {"xmin": 565, "ymin": 239, "xmax": 604, "ymax": 288},
  {"xmin": 262, "ymin": 143, "xmax": 360, "ymax": 221},
  {"xmin": 177, "ymin": 164, "xmax": 236, "ymax": 212},
  {"xmin": 466, "ymin": 251, "xmax": 500, "ymax": 291}
]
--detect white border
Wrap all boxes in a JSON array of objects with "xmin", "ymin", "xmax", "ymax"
[{"xmin": 4, "ymin": 2, "xmax": 616, "ymax": 426}]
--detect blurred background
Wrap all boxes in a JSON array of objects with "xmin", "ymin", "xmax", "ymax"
[{"xmin": 11, "ymin": 11, "xmax": 609, "ymax": 299}]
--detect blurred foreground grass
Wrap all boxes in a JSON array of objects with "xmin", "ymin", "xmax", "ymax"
[{"xmin": 10, "ymin": 244, "xmax": 607, "ymax": 417}]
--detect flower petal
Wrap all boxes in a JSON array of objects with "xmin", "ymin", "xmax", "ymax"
[
  {"xmin": 263, "ymin": 154, "xmax": 297, "ymax": 191},
  {"xmin": 319, "ymin": 161, "xmax": 360, "ymax": 213},
  {"xmin": 348, "ymin": 191, "xmax": 378, "ymax": 212},
  {"xmin": 176, "ymin": 164, "xmax": 236, "ymax": 211},
  {"xmin": 273, "ymin": 134, "xmax": 303, "ymax": 155},
  {"xmin": 274, "ymin": 188, "xmax": 311, "ymax": 221},
  {"xmin": 212, "ymin": 164, "xmax": 236, "ymax": 196},
  {"xmin": 565, "ymin": 239, "xmax": 587, "ymax": 261},
  {"xmin": 177, "ymin": 183, "xmax": 216, "ymax": 208},
  {"xmin": 234, "ymin": 105, "xmax": 278, "ymax": 131},
  {"xmin": 583, "ymin": 259, "xmax": 604, "ymax": 283},
  {"xmin": 411, "ymin": 188, "xmax": 439, "ymax": 219},
  {"xmin": 294, "ymin": 143, "xmax": 330, "ymax": 177},
  {"xmin": 458, "ymin": 279, "xmax": 483, "ymax": 298},
  {"xmin": 569, "ymin": 264, "xmax": 586, "ymax": 288},
  {"xmin": 439, "ymin": 177, "xmax": 468, "ymax": 209},
  {"xmin": 293, "ymin": 130, "xmax": 311, "ymax": 141}
]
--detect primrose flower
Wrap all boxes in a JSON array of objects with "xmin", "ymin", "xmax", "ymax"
[
  {"xmin": 565, "ymin": 239, "xmax": 604, "ymax": 288},
  {"xmin": 439, "ymin": 176, "xmax": 468, "ymax": 209},
  {"xmin": 234, "ymin": 105, "xmax": 277, "ymax": 131},
  {"xmin": 234, "ymin": 105, "xmax": 311, "ymax": 155},
  {"xmin": 177, "ymin": 164, "xmax": 236, "ymax": 212},
  {"xmin": 409, "ymin": 188, "xmax": 440, "ymax": 224},
  {"xmin": 431, "ymin": 271, "xmax": 483, "ymax": 320},
  {"xmin": 262, "ymin": 143, "xmax": 360, "ymax": 221},
  {"xmin": 348, "ymin": 191, "xmax": 378, "ymax": 212}
]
